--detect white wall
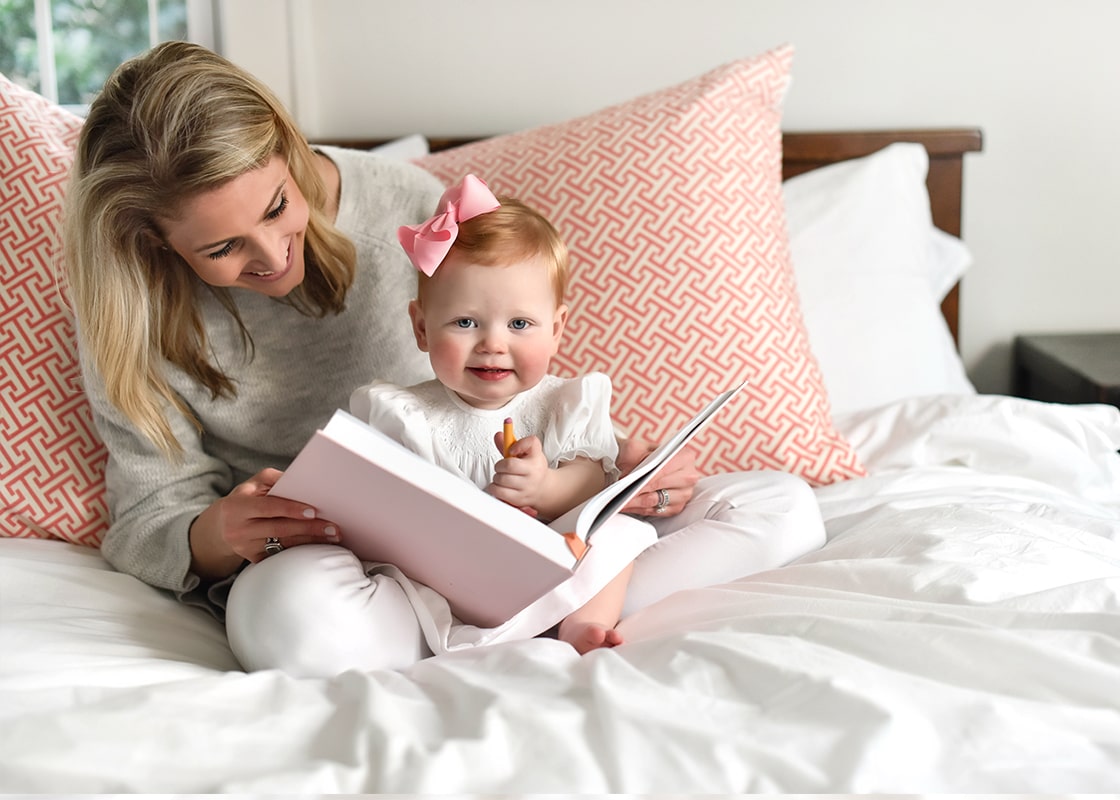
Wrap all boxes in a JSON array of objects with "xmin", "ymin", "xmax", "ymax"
[{"xmin": 222, "ymin": 0, "xmax": 1120, "ymax": 395}]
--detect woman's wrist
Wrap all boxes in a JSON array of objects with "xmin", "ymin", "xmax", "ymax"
[{"xmin": 188, "ymin": 505, "xmax": 244, "ymax": 580}]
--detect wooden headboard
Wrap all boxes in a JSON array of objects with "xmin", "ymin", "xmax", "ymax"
[
  {"xmin": 782, "ymin": 129, "xmax": 983, "ymax": 345},
  {"xmin": 325, "ymin": 127, "xmax": 982, "ymax": 344}
]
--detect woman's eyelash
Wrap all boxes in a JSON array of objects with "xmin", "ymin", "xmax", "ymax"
[
  {"xmin": 265, "ymin": 193, "xmax": 289, "ymax": 220},
  {"xmin": 206, "ymin": 193, "xmax": 288, "ymax": 259},
  {"xmin": 207, "ymin": 242, "xmax": 234, "ymax": 260}
]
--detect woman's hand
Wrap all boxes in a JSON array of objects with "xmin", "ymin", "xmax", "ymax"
[
  {"xmin": 188, "ymin": 468, "xmax": 341, "ymax": 579},
  {"xmin": 616, "ymin": 437, "xmax": 701, "ymax": 518}
]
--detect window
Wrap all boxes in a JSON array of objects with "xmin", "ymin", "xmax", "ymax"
[{"xmin": 0, "ymin": 0, "xmax": 217, "ymax": 108}]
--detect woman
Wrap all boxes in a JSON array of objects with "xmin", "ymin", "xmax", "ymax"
[{"xmin": 63, "ymin": 41, "xmax": 722, "ymax": 675}]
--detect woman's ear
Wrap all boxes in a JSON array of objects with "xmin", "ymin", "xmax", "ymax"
[{"xmin": 408, "ymin": 299, "xmax": 429, "ymax": 352}]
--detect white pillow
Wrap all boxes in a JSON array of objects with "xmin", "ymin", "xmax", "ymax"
[
  {"xmin": 783, "ymin": 142, "xmax": 975, "ymax": 415},
  {"xmin": 368, "ymin": 133, "xmax": 430, "ymax": 160},
  {"xmin": 926, "ymin": 225, "xmax": 973, "ymax": 301}
]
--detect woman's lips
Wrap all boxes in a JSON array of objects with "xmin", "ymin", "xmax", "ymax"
[{"xmin": 243, "ymin": 241, "xmax": 293, "ymax": 282}]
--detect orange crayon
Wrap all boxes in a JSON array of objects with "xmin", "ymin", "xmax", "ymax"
[
  {"xmin": 502, "ymin": 417, "xmax": 516, "ymax": 457},
  {"xmin": 561, "ymin": 531, "xmax": 587, "ymax": 559}
]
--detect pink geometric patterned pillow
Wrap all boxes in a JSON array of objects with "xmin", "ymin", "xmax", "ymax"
[
  {"xmin": 416, "ymin": 45, "xmax": 865, "ymax": 485},
  {"xmin": 1, "ymin": 74, "xmax": 108, "ymax": 545}
]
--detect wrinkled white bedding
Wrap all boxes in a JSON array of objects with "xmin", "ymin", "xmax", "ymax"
[{"xmin": 2, "ymin": 394, "xmax": 1119, "ymax": 793}]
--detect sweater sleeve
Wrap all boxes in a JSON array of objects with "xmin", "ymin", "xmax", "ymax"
[{"xmin": 81, "ymin": 349, "xmax": 237, "ymax": 616}]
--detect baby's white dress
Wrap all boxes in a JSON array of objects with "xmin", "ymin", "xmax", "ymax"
[{"xmin": 350, "ymin": 373, "xmax": 621, "ymax": 492}]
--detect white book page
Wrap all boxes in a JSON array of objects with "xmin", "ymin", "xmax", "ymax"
[{"xmin": 549, "ymin": 380, "xmax": 747, "ymax": 541}]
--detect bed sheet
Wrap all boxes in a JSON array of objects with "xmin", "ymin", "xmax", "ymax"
[{"xmin": 2, "ymin": 394, "xmax": 1118, "ymax": 793}]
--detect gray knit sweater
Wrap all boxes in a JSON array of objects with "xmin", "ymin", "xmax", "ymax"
[{"xmin": 84, "ymin": 147, "xmax": 444, "ymax": 616}]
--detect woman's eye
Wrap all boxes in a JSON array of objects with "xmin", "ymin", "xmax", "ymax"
[
  {"xmin": 265, "ymin": 193, "xmax": 289, "ymax": 221},
  {"xmin": 510, "ymin": 319, "xmax": 530, "ymax": 330},
  {"xmin": 207, "ymin": 242, "xmax": 235, "ymax": 260}
]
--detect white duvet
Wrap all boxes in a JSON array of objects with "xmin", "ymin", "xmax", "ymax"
[{"xmin": 2, "ymin": 393, "xmax": 1119, "ymax": 792}]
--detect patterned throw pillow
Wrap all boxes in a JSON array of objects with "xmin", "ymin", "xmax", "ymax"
[
  {"xmin": 416, "ymin": 45, "xmax": 865, "ymax": 485},
  {"xmin": 0, "ymin": 75, "xmax": 108, "ymax": 545}
]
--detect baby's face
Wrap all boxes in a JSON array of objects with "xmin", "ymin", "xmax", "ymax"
[{"xmin": 409, "ymin": 253, "xmax": 567, "ymax": 410}]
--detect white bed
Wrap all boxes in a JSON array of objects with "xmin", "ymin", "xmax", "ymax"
[
  {"xmin": 2, "ymin": 47, "xmax": 1119, "ymax": 792},
  {"xmin": 3, "ymin": 393, "xmax": 1119, "ymax": 792}
]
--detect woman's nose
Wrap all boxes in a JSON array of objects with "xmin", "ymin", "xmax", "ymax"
[{"xmin": 247, "ymin": 232, "xmax": 288, "ymax": 272}]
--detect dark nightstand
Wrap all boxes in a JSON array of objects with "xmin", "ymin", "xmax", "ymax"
[{"xmin": 1013, "ymin": 333, "xmax": 1120, "ymax": 408}]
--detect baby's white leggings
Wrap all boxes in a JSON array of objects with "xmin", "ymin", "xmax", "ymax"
[{"xmin": 227, "ymin": 470, "xmax": 825, "ymax": 677}]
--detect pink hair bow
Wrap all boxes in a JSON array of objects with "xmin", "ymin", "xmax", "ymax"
[{"xmin": 397, "ymin": 174, "xmax": 501, "ymax": 276}]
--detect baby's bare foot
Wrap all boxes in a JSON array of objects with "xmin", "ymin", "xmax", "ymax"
[{"xmin": 559, "ymin": 620, "xmax": 625, "ymax": 654}]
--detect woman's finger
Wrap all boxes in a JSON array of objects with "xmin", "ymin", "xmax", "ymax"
[
  {"xmin": 616, "ymin": 436, "xmax": 657, "ymax": 476},
  {"xmin": 220, "ymin": 469, "xmax": 342, "ymax": 559},
  {"xmin": 648, "ymin": 447, "xmax": 701, "ymax": 488},
  {"xmin": 245, "ymin": 525, "xmax": 341, "ymax": 563}
]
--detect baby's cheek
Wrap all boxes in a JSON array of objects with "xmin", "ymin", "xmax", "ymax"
[
  {"xmin": 522, "ymin": 348, "xmax": 555, "ymax": 380},
  {"xmin": 426, "ymin": 339, "xmax": 465, "ymax": 377}
]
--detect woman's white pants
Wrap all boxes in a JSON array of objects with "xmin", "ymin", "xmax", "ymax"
[{"xmin": 227, "ymin": 470, "xmax": 825, "ymax": 677}]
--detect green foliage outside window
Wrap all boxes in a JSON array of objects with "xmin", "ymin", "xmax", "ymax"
[
  {"xmin": 0, "ymin": 0, "xmax": 187, "ymax": 105},
  {"xmin": 0, "ymin": 0, "xmax": 39, "ymax": 89}
]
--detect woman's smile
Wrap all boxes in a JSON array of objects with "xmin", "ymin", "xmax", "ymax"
[{"xmin": 242, "ymin": 239, "xmax": 294, "ymax": 282}]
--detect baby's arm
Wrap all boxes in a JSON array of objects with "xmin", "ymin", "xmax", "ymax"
[{"xmin": 487, "ymin": 434, "xmax": 608, "ymax": 521}]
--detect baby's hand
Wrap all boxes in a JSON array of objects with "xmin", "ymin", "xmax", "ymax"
[{"xmin": 487, "ymin": 434, "xmax": 549, "ymax": 514}]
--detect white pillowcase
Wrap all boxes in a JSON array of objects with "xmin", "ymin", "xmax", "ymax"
[
  {"xmin": 368, "ymin": 133, "xmax": 431, "ymax": 160},
  {"xmin": 783, "ymin": 142, "xmax": 975, "ymax": 415}
]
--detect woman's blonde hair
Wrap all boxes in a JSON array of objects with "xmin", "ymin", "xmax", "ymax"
[
  {"xmin": 63, "ymin": 41, "xmax": 356, "ymax": 456},
  {"xmin": 416, "ymin": 197, "xmax": 570, "ymax": 304}
]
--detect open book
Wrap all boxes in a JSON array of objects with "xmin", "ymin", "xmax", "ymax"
[{"xmin": 269, "ymin": 380, "xmax": 747, "ymax": 627}]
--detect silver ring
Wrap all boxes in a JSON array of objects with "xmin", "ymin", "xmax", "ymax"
[
  {"xmin": 654, "ymin": 488, "xmax": 670, "ymax": 514},
  {"xmin": 263, "ymin": 537, "xmax": 284, "ymax": 556}
]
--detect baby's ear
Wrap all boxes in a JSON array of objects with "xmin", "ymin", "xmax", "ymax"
[
  {"xmin": 552, "ymin": 304, "xmax": 569, "ymax": 341},
  {"xmin": 408, "ymin": 299, "xmax": 429, "ymax": 351}
]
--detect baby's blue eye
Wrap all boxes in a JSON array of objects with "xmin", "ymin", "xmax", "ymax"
[
  {"xmin": 454, "ymin": 319, "xmax": 476, "ymax": 329},
  {"xmin": 510, "ymin": 319, "xmax": 530, "ymax": 330}
]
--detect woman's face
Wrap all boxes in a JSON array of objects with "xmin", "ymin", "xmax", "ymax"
[{"xmin": 160, "ymin": 154, "xmax": 310, "ymax": 297}]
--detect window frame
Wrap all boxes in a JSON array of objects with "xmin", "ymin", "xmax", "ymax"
[{"xmin": 28, "ymin": 0, "xmax": 219, "ymax": 110}]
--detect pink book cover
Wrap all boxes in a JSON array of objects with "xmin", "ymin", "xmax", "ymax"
[{"xmin": 269, "ymin": 410, "xmax": 579, "ymax": 627}]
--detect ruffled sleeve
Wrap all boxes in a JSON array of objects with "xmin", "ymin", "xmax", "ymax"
[
  {"xmin": 348, "ymin": 380, "xmax": 439, "ymax": 465},
  {"xmin": 540, "ymin": 372, "xmax": 620, "ymax": 482}
]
